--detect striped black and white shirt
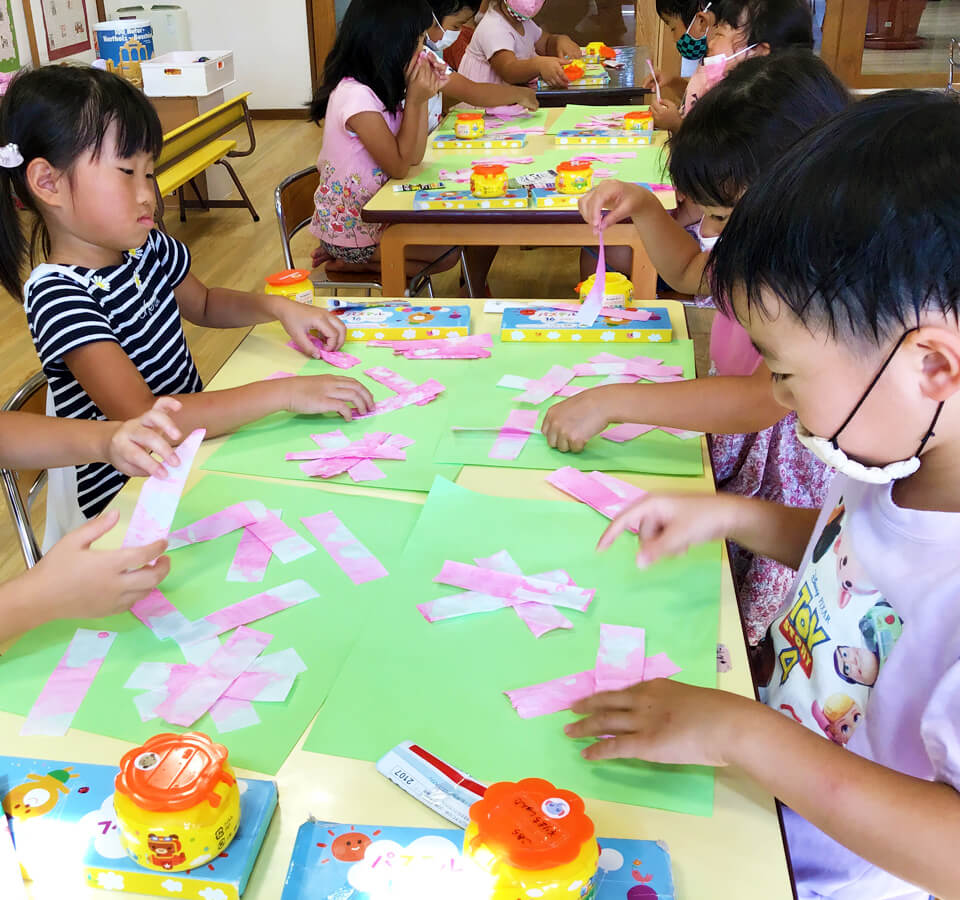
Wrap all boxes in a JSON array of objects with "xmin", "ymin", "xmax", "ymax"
[{"xmin": 24, "ymin": 229, "xmax": 202, "ymax": 519}]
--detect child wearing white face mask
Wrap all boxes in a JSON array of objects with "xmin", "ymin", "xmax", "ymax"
[
  {"xmin": 567, "ymin": 89, "xmax": 960, "ymax": 900},
  {"xmin": 652, "ymin": 0, "xmax": 814, "ymax": 132},
  {"xmin": 545, "ymin": 51, "xmax": 849, "ymax": 644},
  {"xmin": 424, "ymin": 0, "xmax": 538, "ymax": 132}
]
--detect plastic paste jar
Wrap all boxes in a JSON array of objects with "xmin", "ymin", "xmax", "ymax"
[
  {"xmin": 470, "ymin": 163, "xmax": 508, "ymax": 198},
  {"xmin": 556, "ymin": 160, "xmax": 593, "ymax": 195},
  {"xmin": 463, "ymin": 777, "xmax": 600, "ymax": 900},
  {"xmin": 264, "ymin": 268, "xmax": 314, "ymax": 305},
  {"xmin": 583, "ymin": 41, "xmax": 605, "ymax": 63},
  {"xmin": 564, "ymin": 59, "xmax": 586, "ymax": 81},
  {"xmin": 577, "ymin": 271, "xmax": 634, "ymax": 307},
  {"xmin": 113, "ymin": 732, "xmax": 241, "ymax": 873},
  {"xmin": 623, "ymin": 110, "xmax": 653, "ymax": 131},
  {"xmin": 456, "ymin": 112, "xmax": 485, "ymax": 139}
]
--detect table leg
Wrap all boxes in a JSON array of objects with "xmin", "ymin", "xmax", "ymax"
[
  {"xmin": 629, "ymin": 238, "xmax": 656, "ymax": 299},
  {"xmin": 380, "ymin": 226, "xmax": 409, "ymax": 297}
]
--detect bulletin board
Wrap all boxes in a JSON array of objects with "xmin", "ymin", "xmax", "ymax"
[
  {"xmin": 39, "ymin": 0, "xmax": 90, "ymax": 60},
  {"xmin": 0, "ymin": 0, "xmax": 19, "ymax": 71}
]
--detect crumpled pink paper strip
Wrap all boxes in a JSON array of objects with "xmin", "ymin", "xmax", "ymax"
[{"xmin": 286, "ymin": 336, "xmax": 361, "ymax": 369}]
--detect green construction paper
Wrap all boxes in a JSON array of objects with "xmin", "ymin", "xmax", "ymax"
[
  {"xmin": 434, "ymin": 339, "xmax": 704, "ymax": 476},
  {"xmin": 0, "ymin": 474, "xmax": 421, "ymax": 775},
  {"xmin": 305, "ymin": 477, "xmax": 719, "ymax": 815},
  {"xmin": 547, "ymin": 104, "xmax": 653, "ymax": 134},
  {"xmin": 203, "ymin": 339, "xmax": 701, "ymax": 487},
  {"xmin": 436, "ymin": 107, "xmax": 550, "ymax": 135}
]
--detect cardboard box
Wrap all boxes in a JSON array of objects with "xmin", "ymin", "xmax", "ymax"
[
  {"xmin": 333, "ymin": 304, "xmax": 471, "ymax": 341},
  {"xmin": 501, "ymin": 306, "xmax": 673, "ymax": 343},
  {"xmin": 555, "ymin": 128, "xmax": 654, "ymax": 146},
  {"xmin": 413, "ymin": 188, "xmax": 529, "ymax": 211}
]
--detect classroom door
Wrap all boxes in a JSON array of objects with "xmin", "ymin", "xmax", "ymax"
[{"xmin": 306, "ymin": 0, "xmax": 337, "ymax": 92}]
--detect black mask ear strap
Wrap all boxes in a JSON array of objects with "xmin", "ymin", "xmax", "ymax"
[
  {"xmin": 829, "ymin": 329, "xmax": 916, "ymax": 449},
  {"xmin": 915, "ymin": 401, "xmax": 945, "ymax": 456}
]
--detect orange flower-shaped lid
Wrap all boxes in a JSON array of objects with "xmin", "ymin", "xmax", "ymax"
[
  {"xmin": 468, "ymin": 778, "xmax": 595, "ymax": 870},
  {"xmin": 267, "ymin": 268, "xmax": 311, "ymax": 287},
  {"xmin": 115, "ymin": 732, "xmax": 236, "ymax": 812},
  {"xmin": 472, "ymin": 164, "xmax": 507, "ymax": 175},
  {"xmin": 557, "ymin": 160, "xmax": 592, "ymax": 173},
  {"xmin": 457, "ymin": 112, "xmax": 484, "ymax": 120},
  {"xmin": 624, "ymin": 111, "xmax": 651, "ymax": 122}
]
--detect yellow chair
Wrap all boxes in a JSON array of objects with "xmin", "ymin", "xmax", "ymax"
[
  {"xmin": 0, "ymin": 372, "xmax": 47, "ymax": 567},
  {"xmin": 154, "ymin": 92, "xmax": 259, "ymax": 225}
]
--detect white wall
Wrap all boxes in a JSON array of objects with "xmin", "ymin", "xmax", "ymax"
[{"xmin": 153, "ymin": 0, "xmax": 313, "ymax": 109}]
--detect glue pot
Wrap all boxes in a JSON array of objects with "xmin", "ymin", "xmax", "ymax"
[
  {"xmin": 264, "ymin": 268, "xmax": 314, "ymax": 305},
  {"xmin": 623, "ymin": 110, "xmax": 653, "ymax": 131},
  {"xmin": 114, "ymin": 732, "xmax": 241, "ymax": 873},
  {"xmin": 556, "ymin": 160, "xmax": 593, "ymax": 195},
  {"xmin": 470, "ymin": 163, "xmax": 508, "ymax": 198},
  {"xmin": 456, "ymin": 112, "xmax": 485, "ymax": 139},
  {"xmin": 577, "ymin": 271, "xmax": 634, "ymax": 307},
  {"xmin": 463, "ymin": 777, "xmax": 600, "ymax": 900}
]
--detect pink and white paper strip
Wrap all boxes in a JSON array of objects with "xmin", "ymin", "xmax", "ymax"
[
  {"xmin": 434, "ymin": 561, "xmax": 593, "ymax": 611},
  {"xmin": 490, "ymin": 409, "xmax": 539, "ymax": 460},
  {"xmin": 123, "ymin": 428, "xmax": 205, "ymax": 548},
  {"xmin": 287, "ymin": 335, "xmax": 361, "ymax": 369},
  {"xmin": 354, "ymin": 379, "xmax": 445, "ymax": 418},
  {"xmin": 515, "ymin": 366, "xmax": 576, "ymax": 404},
  {"xmin": 545, "ymin": 467, "xmax": 646, "ymax": 527},
  {"xmin": 301, "ymin": 511, "xmax": 389, "ymax": 584},
  {"xmin": 203, "ymin": 580, "xmax": 318, "ymax": 633},
  {"xmin": 167, "ymin": 500, "xmax": 267, "ymax": 551},
  {"xmin": 21, "ymin": 629, "xmax": 117, "ymax": 736},
  {"xmin": 246, "ymin": 512, "xmax": 316, "ymax": 564}
]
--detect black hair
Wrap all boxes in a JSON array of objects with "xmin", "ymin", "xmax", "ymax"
[
  {"xmin": 714, "ymin": 0, "xmax": 813, "ymax": 50},
  {"xmin": 656, "ymin": 0, "xmax": 701, "ymax": 26},
  {"xmin": 429, "ymin": 0, "xmax": 480, "ymax": 17},
  {"xmin": 309, "ymin": 0, "xmax": 433, "ymax": 123},
  {"xmin": 0, "ymin": 65, "xmax": 163, "ymax": 299},
  {"xmin": 710, "ymin": 90, "xmax": 960, "ymax": 343},
  {"xmin": 668, "ymin": 50, "xmax": 848, "ymax": 207}
]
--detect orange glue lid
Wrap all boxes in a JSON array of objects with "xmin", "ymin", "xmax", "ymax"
[
  {"xmin": 557, "ymin": 160, "xmax": 592, "ymax": 173},
  {"xmin": 624, "ymin": 110, "xmax": 651, "ymax": 120},
  {"xmin": 267, "ymin": 268, "xmax": 310, "ymax": 286},
  {"xmin": 468, "ymin": 778, "xmax": 595, "ymax": 870},
  {"xmin": 115, "ymin": 732, "xmax": 236, "ymax": 812},
  {"xmin": 458, "ymin": 112, "xmax": 484, "ymax": 120},
  {"xmin": 472, "ymin": 163, "xmax": 506, "ymax": 175}
]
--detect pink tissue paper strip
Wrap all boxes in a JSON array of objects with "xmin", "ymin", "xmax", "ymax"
[
  {"xmin": 573, "ymin": 231, "xmax": 606, "ymax": 326},
  {"xmin": 435, "ymin": 560, "xmax": 593, "ymax": 611},
  {"xmin": 209, "ymin": 697, "xmax": 260, "ymax": 733},
  {"xmin": 167, "ymin": 500, "xmax": 266, "ymax": 550},
  {"xmin": 516, "ymin": 365, "xmax": 576, "ymax": 404},
  {"xmin": 203, "ymin": 580, "xmax": 318, "ymax": 633},
  {"xmin": 154, "ymin": 626, "xmax": 271, "ymax": 727},
  {"xmin": 353, "ymin": 379, "xmax": 445, "ymax": 419},
  {"xmin": 227, "ymin": 522, "xmax": 275, "ymax": 583},
  {"xmin": 348, "ymin": 459, "xmax": 387, "ymax": 482},
  {"xmin": 476, "ymin": 551, "xmax": 574, "ymax": 637},
  {"xmin": 123, "ymin": 428, "xmax": 205, "ymax": 548},
  {"xmin": 602, "ymin": 423, "xmax": 658, "ymax": 442},
  {"xmin": 545, "ymin": 467, "xmax": 646, "ymax": 528},
  {"xmin": 287, "ymin": 336, "xmax": 361, "ymax": 369},
  {"xmin": 21, "ymin": 629, "xmax": 117, "ymax": 736},
  {"xmin": 364, "ymin": 366, "xmax": 419, "ymax": 395},
  {"xmin": 505, "ymin": 670, "xmax": 597, "ymax": 719},
  {"xmin": 490, "ymin": 409, "xmax": 539, "ymax": 460},
  {"xmin": 551, "ymin": 303, "xmax": 655, "ymax": 322},
  {"xmin": 595, "ymin": 624, "xmax": 646, "ymax": 691},
  {"xmin": 301, "ymin": 511, "xmax": 389, "ymax": 584},
  {"xmin": 246, "ymin": 512, "xmax": 316, "ymax": 564}
]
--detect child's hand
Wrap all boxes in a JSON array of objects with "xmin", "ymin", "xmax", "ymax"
[
  {"xmin": 598, "ymin": 492, "xmax": 740, "ymax": 567},
  {"xmin": 106, "ymin": 397, "xmax": 183, "ymax": 478},
  {"xmin": 283, "ymin": 375, "xmax": 375, "ymax": 419},
  {"xmin": 579, "ymin": 179, "xmax": 650, "ymax": 232},
  {"xmin": 33, "ymin": 510, "xmax": 171, "ymax": 620},
  {"xmin": 512, "ymin": 86, "xmax": 539, "ymax": 111},
  {"xmin": 539, "ymin": 57, "xmax": 570, "ymax": 88},
  {"xmin": 642, "ymin": 68, "xmax": 662, "ymax": 91},
  {"xmin": 651, "ymin": 97, "xmax": 683, "ymax": 132},
  {"xmin": 542, "ymin": 387, "xmax": 617, "ymax": 452},
  {"xmin": 564, "ymin": 678, "xmax": 746, "ymax": 767},
  {"xmin": 406, "ymin": 54, "xmax": 444, "ymax": 105},
  {"xmin": 276, "ymin": 300, "xmax": 347, "ymax": 353},
  {"xmin": 554, "ymin": 35, "xmax": 582, "ymax": 60}
]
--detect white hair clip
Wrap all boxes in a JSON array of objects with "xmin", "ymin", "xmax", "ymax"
[{"xmin": 0, "ymin": 143, "xmax": 23, "ymax": 168}]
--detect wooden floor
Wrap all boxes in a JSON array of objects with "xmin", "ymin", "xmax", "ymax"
[{"xmin": 0, "ymin": 117, "xmax": 713, "ymax": 584}]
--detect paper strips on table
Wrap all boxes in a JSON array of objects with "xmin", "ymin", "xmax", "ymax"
[
  {"xmin": 354, "ymin": 379, "xmax": 445, "ymax": 419},
  {"xmin": 490, "ymin": 409, "xmax": 539, "ymax": 460},
  {"xmin": 545, "ymin": 468, "xmax": 646, "ymax": 528},
  {"xmin": 167, "ymin": 500, "xmax": 267, "ymax": 550},
  {"xmin": 504, "ymin": 624, "xmax": 682, "ymax": 718},
  {"xmin": 573, "ymin": 231, "xmax": 606, "ymax": 326},
  {"xmin": 286, "ymin": 430, "xmax": 414, "ymax": 482},
  {"xmin": 286, "ymin": 336, "xmax": 361, "ymax": 369},
  {"xmin": 301, "ymin": 511, "xmax": 389, "ymax": 584},
  {"xmin": 516, "ymin": 365, "xmax": 576, "ymax": 405},
  {"xmin": 368, "ymin": 333, "xmax": 492, "ymax": 360},
  {"xmin": 123, "ymin": 428, "xmax": 205, "ymax": 548},
  {"xmin": 21, "ymin": 629, "xmax": 117, "ymax": 736}
]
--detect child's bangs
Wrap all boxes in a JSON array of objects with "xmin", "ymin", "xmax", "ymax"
[{"xmin": 75, "ymin": 80, "xmax": 164, "ymax": 162}]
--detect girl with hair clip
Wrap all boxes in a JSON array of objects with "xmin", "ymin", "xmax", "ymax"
[
  {"xmin": 544, "ymin": 51, "xmax": 848, "ymax": 643},
  {"xmin": 0, "ymin": 66, "xmax": 373, "ymax": 549}
]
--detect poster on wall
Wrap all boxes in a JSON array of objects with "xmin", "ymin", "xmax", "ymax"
[
  {"xmin": 0, "ymin": 0, "xmax": 20, "ymax": 71},
  {"xmin": 41, "ymin": 0, "xmax": 91, "ymax": 61}
]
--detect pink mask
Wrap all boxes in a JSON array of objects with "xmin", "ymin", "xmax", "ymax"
[
  {"xmin": 504, "ymin": 0, "xmax": 546, "ymax": 21},
  {"xmin": 683, "ymin": 42, "xmax": 757, "ymax": 113}
]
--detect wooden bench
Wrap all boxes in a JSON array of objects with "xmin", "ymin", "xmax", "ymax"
[{"xmin": 154, "ymin": 91, "xmax": 259, "ymax": 226}]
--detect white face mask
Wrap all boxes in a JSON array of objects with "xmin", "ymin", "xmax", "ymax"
[
  {"xmin": 680, "ymin": 56, "xmax": 700, "ymax": 78},
  {"xmin": 794, "ymin": 330, "xmax": 944, "ymax": 483},
  {"xmin": 427, "ymin": 14, "xmax": 461, "ymax": 52},
  {"xmin": 697, "ymin": 220, "xmax": 719, "ymax": 253}
]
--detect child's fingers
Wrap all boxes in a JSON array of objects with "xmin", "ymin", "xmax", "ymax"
[
  {"xmin": 121, "ymin": 443, "xmax": 168, "ymax": 480},
  {"xmin": 637, "ymin": 524, "xmax": 691, "ymax": 568},
  {"xmin": 139, "ymin": 408, "xmax": 183, "ymax": 450},
  {"xmin": 332, "ymin": 380, "xmax": 375, "ymax": 413},
  {"xmin": 564, "ymin": 709, "xmax": 639, "ymax": 739},
  {"xmin": 327, "ymin": 400, "xmax": 355, "ymax": 421},
  {"xmin": 117, "ymin": 539, "xmax": 169, "ymax": 571},
  {"xmin": 70, "ymin": 509, "xmax": 121, "ymax": 548},
  {"xmin": 580, "ymin": 735, "xmax": 643, "ymax": 761},
  {"xmin": 129, "ymin": 426, "xmax": 179, "ymax": 467},
  {"xmin": 313, "ymin": 315, "xmax": 346, "ymax": 349},
  {"xmin": 597, "ymin": 500, "xmax": 648, "ymax": 550},
  {"xmin": 123, "ymin": 554, "xmax": 171, "ymax": 589}
]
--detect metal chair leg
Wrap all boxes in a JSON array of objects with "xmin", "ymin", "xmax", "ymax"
[
  {"xmin": 460, "ymin": 248, "xmax": 475, "ymax": 298},
  {"xmin": 178, "ymin": 186, "xmax": 187, "ymax": 223}
]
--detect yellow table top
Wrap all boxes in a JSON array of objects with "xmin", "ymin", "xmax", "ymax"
[
  {"xmin": 1, "ymin": 300, "xmax": 794, "ymax": 899},
  {"xmin": 364, "ymin": 108, "xmax": 673, "ymax": 218}
]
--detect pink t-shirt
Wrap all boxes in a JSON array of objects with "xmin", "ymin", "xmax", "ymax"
[
  {"xmin": 458, "ymin": 7, "xmax": 542, "ymax": 85},
  {"xmin": 709, "ymin": 309, "xmax": 762, "ymax": 377},
  {"xmin": 309, "ymin": 77, "xmax": 402, "ymax": 249}
]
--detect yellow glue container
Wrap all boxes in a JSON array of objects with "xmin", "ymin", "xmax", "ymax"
[
  {"xmin": 471, "ymin": 163, "xmax": 509, "ymax": 198},
  {"xmin": 577, "ymin": 271, "xmax": 634, "ymax": 307},
  {"xmin": 583, "ymin": 41, "xmax": 605, "ymax": 63},
  {"xmin": 456, "ymin": 112, "xmax": 485, "ymax": 139},
  {"xmin": 463, "ymin": 777, "xmax": 600, "ymax": 900},
  {"xmin": 265, "ymin": 268, "xmax": 314, "ymax": 305},
  {"xmin": 623, "ymin": 110, "xmax": 653, "ymax": 131},
  {"xmin": 114, "ymin": 732, "xmax": 241, "ymax": 873},
  {"xmin": 556, "ymin": 160, "xmax": 593, "ymax": 195}
]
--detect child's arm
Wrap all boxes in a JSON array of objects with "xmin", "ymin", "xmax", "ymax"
[
  {"xmin": 650, "ymin": 97, "xmax": 683, "ymax": 132},
  {"xmin": 567, "ymin": 678, "xmax": 960, "ymax": 899},
  {"xmin": 349, "ymin": 56, "xmax": 443, "ymax": 178},
  {"xmin": 0, "ymin": 398, "xmax": 182, "ymax": 478},
  {"xmin": 61, "ymin": 342, "xmax": 374, "ymax": 439},
  {"xmin": 542, "ymin": 366, "xmax": 788, "ymax": 453},
  {"xmin": 581, "ymin": 180, "xmax": 711, "ymax": 295},
  {"xmin": 490, "ymin": 50, "xmax": 568, "ymax": 89},
  {"xmin": 442, "ymin": 73, "xmax": 538, "ymax": 111},
  {"xmin": 0, "ymin": 509, "xmax": 168, "ymax": 643}
]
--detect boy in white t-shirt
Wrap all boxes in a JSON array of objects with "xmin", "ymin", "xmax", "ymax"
[{"xmin": 565, "ymin": 90, "xmax": 960, "ymax": 899}]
